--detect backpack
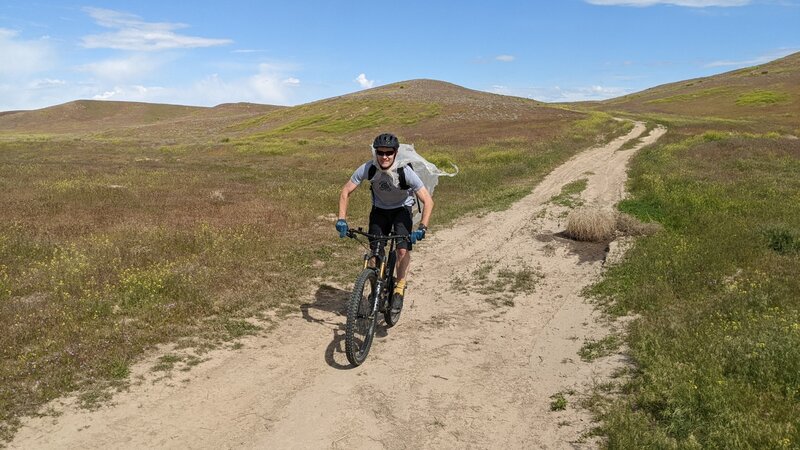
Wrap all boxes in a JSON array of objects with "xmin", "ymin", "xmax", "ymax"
[
  {"xmin": 368, "ymin": 162, "xmax": 420, "ymax": 219},
  {"xmin": 367, "ymin": 143, "xmax": 458, "ymax": 224},
  {"xmin": 366, "ymin": 162, "xmax": 412, "ymax": 190}
]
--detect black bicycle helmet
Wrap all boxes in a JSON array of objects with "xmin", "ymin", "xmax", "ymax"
[{"xmin": 373, "ymin": 133, "xmax": 399, "ymax": 149}]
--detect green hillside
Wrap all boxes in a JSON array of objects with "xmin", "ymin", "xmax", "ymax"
[{"xmin": 597, "ymin": 51, "xmax": 800, "ymax": 131}]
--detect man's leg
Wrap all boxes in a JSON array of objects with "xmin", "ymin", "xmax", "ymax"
[
  {"xmin": 391, "ymin": 207, "xmax": 414, "ymax": 312},
  {"xmin": 395, "ymin": 248, "xmax": 410, "ymax": 280}
]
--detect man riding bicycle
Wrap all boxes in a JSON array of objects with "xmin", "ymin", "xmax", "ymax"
[{"xmin": 337, "ymin": 133, "xmax": 434, "ymax": 314}]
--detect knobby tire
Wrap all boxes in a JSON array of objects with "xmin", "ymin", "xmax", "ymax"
[
  {"xmin": 345, "ymin": 268, "xmax": 379, "ymax": 366},
  {"xmin": 383, "ymin": 253, "xmax": 401, "ymax": 327}
]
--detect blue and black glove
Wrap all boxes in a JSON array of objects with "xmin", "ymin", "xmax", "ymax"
[
  {"xmin": 410, "ymin": 224, "xmax": 427, "ymax": 244},
  {"xmin": 335, "ymin": 219, "xmax": 348, "ymax": 238}
]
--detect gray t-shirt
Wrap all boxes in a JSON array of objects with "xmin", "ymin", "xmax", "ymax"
[{"xmin": 350, "ymin": 162, "xmax": 424, "ymax": 209}]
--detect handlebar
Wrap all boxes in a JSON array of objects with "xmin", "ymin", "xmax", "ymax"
[{"xmin": 347, "ymin": 228, "xmax": 410, "ymax": 242}]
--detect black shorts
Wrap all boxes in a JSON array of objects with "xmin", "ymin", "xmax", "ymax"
[{"xmin": 369, "ymin": 206, "xmax": 413, "ymax": 251}]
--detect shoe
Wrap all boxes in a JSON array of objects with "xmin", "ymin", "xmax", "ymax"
[
  {"xmin": 391, "ymin": 279, "xmax": 406, "ymax": 313},
  {"xmin": 390, "ymin": 292, "xmax": 403, "ymax": 314}
]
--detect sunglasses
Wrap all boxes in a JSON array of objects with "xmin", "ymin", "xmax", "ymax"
[{"xmin": 376, "ymin": 150, "xmax": 396, "ymax": 157}]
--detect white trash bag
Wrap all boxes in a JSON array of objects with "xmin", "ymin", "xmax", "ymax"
[{"xmin": 373, "ymin": 143, "xmax": 458, "ymax": 224}]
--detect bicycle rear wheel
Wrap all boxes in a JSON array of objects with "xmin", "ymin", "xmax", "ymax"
[
  {"xmin": 383, "ymin": 252, "xmax": 401, "ymax": 327},
  {"xmin": 383, "ymin": 279, "xmax": 402, "ymax": 328},
  {"xmin": 345, "ymin": 268, "xmax": 379, "ymax": 366}
]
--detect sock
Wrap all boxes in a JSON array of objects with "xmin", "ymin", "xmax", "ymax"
[{"xmin": 394, "ymin": 278, "xmax": 406, "ymax": 295}]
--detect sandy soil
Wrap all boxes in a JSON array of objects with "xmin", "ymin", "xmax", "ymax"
[{"xmin": 11, "ymin": 122, "xmax": 666, "ymax": 449}]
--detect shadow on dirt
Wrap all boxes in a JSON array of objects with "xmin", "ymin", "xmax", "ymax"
[
  {"xmin": 301, "ymin": 284, "xmax": 348, "ymax": 325},
  {"xmin": 303, "ymin": 283, "xmax": 390, "ymax": 370},
  {"xmin": 537, "ymin": 232, "xmax": 610, "ymax": 264}
]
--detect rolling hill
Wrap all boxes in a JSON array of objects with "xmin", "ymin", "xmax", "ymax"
[
  {"xmin": 0, "ymin": 100, "xmax": 283, "ymax": 137},
  {"xmin": 4, "ymin": 50, "xmax": 798, "ymax": 139},
  {"xmin": 0, "ymin": 80, "xmax": 583, "ymax": 146},
  {"xmin": 595, "ymin": 51, "xmax": 799, "ymax": 129},
  {"xmin": 225, "ymin": 79, "xmax": 582, "ymax": 147}
]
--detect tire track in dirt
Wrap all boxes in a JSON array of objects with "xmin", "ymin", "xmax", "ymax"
[{"xmin": 11, "ymin": 122, "xmax": 666, "ymax": 449}]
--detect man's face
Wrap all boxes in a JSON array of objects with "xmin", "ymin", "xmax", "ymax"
[{"xmin": 375, "ymin": 146, "xmax": 396, "ymax": 169}]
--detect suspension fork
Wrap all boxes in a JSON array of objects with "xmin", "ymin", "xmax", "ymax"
[{"xmin": 369, "ymin": 247, "xmax": 389, "ymax": 314}]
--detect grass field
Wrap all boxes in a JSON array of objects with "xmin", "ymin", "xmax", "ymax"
[
  {"xmin": 5, "ymin": 51, "xmax": 797, "ymax": 445},
  {"xmin": 586, "ymin": 109, "xmax": 800, "ymax": 446},
  {"xmin": 0, "ymin": 84, "xmax": 630, "ymax": 441}
]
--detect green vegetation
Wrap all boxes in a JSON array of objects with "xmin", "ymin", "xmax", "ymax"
[
  {"xmin": 736, "ymin": 89, "xmax": 790, "ymax": 106},
  {"xmin": 570, "ymin": 112, "xmax": 633, "ymax": 142},
  {"xmin": 550, "ymin": 392, "xmax": 568, "ymax": 411},
  {"xmin": 587, "ymin": 130, "xmax": 800, "ymax": 448},
  {"xmin": 550, "ymin": 179, "xmax": 588, "ymax": 208},
  {"xmin": 231, "ymin": 99, "xmax": 441, "ymax": 136},
  {"xmin": 646, "ymin": 87, "xmax": 732, "ymax": 104},
  {"xmin": 762, "ymin": 226, "xmax": 800, "ymax": 255},
  {"xmin": 451, "ymin": 259, "xmax": 543, "ymax": 308},
  {"xmin": 578, "ymin": 335, "xmax": 620, "ymax": 362}
]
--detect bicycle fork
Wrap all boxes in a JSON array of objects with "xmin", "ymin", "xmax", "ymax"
[
  {"xmin": 362, "ymin": 242, "xmax": 396, "ymax": 315},
  {"xmin": 371, "ymin": 277, "xmax": 384, "ymax": 315},
  {"xmin": 370, "ymin": 254, "xmax": 395, "ymax": 315}
]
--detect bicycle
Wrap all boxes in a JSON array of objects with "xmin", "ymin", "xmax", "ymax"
[{"xmin": 344, "ymin": 227, "xmax": 409, "ymax": 366}]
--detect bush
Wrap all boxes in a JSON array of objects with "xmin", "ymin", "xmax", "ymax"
[
  {"xmin": 565, "ymin": 207, "xmax": 617, "ymax": 242},
  {"xmin": 762, "ymin": 226, "xmax": 799, "ymax": 255}
]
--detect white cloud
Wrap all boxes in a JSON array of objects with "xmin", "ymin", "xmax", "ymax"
[
  {"xmin": 77, "ymin": 54, "xmax": 164, "ymax": 81},
  {"xmin": 245, "ymin": 63, "xmax": 299, "ymax": 102},
  {"xmin": 1, "ymin": 60, "xmax": 302, "ymax": 110},
  {"xmin": 81, "ymin": 8, "xmax": 232, "ymax": 51},
  {"xmin": 84, "ymin": 63, "xmax": 300, "ymax": 106},
  {"xmin": 489, "ymin": 84, "xmax": 634, "ymax": 102},
  {"xmin": 92, "ymin": 85, "xmax": 163, "ymax": 100},
  {"xmin": 28, "ymin": 78, "xmax": 67, "ymax": 89},
  {"xmin": 495, "ymin": 55, "xmax": 515, "ymax": 62},
  {"xmin": 355, "ymin": 73, "xmax": 374, "ymax": 89},
  {"xmin": 0, "ymin": 28, "xmax": 55, "ymax": 76},
  {"xmin": 705, "ymin": 48, "xmax": 800, "ymax": 67},
  {"xmin": 586, "ymin": 0, "xmax": 749, "ymax": 6},
  {"xmin": 1, "ymin": 79, "xmax": 101, "ymax": 111}
]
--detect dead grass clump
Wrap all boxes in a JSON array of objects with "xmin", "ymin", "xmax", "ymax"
[
  {"xmin": 566, "ymin": 209, "xmax": 663, "ymax": 242},
  {"xmin": 210, "ymin": 190, "xmax": 225, "ymax": 203},
  {"xmin": 565, "ymin": 207, "xmax": 661, "ymax": 242},
  {"xmin": 616, "ymin": 212, "xmax": 663, "ymax": 236},
  {"xmin": 565, "ymin": 207, "xmax": 617, "ymax": 242}
]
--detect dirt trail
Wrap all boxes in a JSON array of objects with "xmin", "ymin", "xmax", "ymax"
[{"xmin": 11, "ymin": 122, "xmax": 666, "ymax": 449}]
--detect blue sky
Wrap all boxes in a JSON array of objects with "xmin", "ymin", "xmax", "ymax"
[{"xmin": 1, "ymin": 0, "xmax": 798, "ymax": 110}]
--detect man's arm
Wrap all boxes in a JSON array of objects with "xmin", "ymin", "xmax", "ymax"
[
  {"xmin": 338, "ymin": 180, "xmax": 359, "ymax": 220},
  {"xmin": 415, "ymin": 187, "xmax": 434, "ymax": 228}
]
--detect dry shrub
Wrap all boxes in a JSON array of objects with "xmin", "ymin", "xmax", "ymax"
[
  {"xmin": 210, "ymin": 190, "xmax": 225, "ymax": 203},
  {"xmin": 566, "ymin": 209, "xmax": 662, "ymax": 242},
  {"xmin": 565, "ymin": 207, "xmax": 617, "ymax": 242},
  {"xmin": 616, "ymin": 212, "xmax": 662, "ymax": 236}
]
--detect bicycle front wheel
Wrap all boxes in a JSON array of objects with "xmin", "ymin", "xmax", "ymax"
[{"xmin": 345, "ymin": 268, "xmax": 379, "ymax": 366}]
